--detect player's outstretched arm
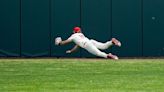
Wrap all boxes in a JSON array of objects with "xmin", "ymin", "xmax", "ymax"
[
  {"xmin": 55, "ymin": 37, "xmax": 72, "ymax": 45},
  {"xmin": 66, "ymin": 45, "xmax": 80, "ymax": 54},
  {"xmin": 59, "ymin": 40, "xmax": 71, "ymax": 45}
]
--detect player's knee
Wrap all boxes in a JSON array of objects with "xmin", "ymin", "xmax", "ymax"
[{"xmin": 95, "ymin": 52, "xmax": 102, "ymax": 57}]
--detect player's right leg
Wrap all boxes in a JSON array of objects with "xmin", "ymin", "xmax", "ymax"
[
  {"xmin": 107, "ymin": 53, "xmax": 118, "ymax": 60},
  {"xmin": 84, "ymin": 42, "xmax": 118, "ymax": 59}
]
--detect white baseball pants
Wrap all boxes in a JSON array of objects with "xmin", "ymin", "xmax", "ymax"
[{"xmin": 83, "ymin": 40, "xmax": 113, "ymax": 58}]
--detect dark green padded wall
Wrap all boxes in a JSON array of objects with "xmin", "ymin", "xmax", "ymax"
[
  {"xmin": 0, "ymin": 0, "xmax": 20, "ymax": 56},
  {"xmin": 51, "ymin": 0, "xmax": 80, "ymax": 57},
  {"xmin": 81, "ymin": 0, "xmax": 112, "ymax": 57},
  {"xmin": 0, "ymin": 0, "xmax": 164, "ymax": 57},
  {"xmin": 112, "ymin": 0, "xmax": 142, "ymax": 57},
  {"xmin": 21, "ymin": 0, "xmax": 50, "ymax": 57},
  {"xmin": 143, "ymin": 0, "xmax": 164, "ymax": 56}
]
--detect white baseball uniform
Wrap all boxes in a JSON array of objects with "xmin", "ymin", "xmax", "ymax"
[{"xmin": 67, "ymin": 33, "xmax": 113, "ymax": 58}]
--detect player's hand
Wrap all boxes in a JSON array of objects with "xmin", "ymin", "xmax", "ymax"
[
  {"xmin": 66, "ymin": 50, "xmax": 71, "ymax": 54},
  {"xmin": 55, "ymin": 37, "xmax": 62, "ymax": 45}
]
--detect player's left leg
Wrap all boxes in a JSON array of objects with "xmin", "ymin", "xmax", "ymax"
[
  {"xmin": 111, "ymin": 38, "xmax": 121, "ymax": 47},
  {"xmin": 90, "ymin": 38, "xmax": 121, "ymax": 50},
  {"xmin": 90, "ymin": 39, "xmax": 113, "ymax": 50},
  {"xmin": 85, "ymin": 42, "xmax": 108, "ymax": 58},
  {"xmin": 84, "ymin": 41, "xmax": 118, "ymax": 59}
]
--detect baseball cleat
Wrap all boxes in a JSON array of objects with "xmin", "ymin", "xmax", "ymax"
[
  {"xmin": 112, "ymin": 38, "xmax": 121, "ymax": 47},
  {"xmin": 107, "ymin": 53, "xmax": 119, "ymax": 60}
]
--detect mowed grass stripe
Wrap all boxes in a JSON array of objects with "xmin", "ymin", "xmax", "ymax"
[{"xmin": 0, "ymin": 59, "xmax": 164, "ymax": 92}]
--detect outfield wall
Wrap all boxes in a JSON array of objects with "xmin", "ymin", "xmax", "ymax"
[{"xmin": 0, "ymin": 0, "xmax": 164, "ymax": 57}]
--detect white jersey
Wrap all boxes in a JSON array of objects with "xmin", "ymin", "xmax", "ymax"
[{"xmin": 67, "ymin": 33, "xmax": 90, "ymax": 48}]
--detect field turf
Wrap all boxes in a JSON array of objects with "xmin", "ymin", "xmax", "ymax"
[{"xmin": 0, "ymin": 59, "xmax": 164, "ymax": 92}]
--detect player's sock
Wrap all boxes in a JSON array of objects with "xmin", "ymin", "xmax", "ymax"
[
  {"xmin": 107, "ymin": 53, "xmax": 119, "ymax": 60},
  {"xmin": 112, "ymin": 38, "xmax": 121, "ymax": 47}
]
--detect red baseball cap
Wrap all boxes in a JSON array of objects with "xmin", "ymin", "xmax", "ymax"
[{"xmin": 73, "ymin": 27, "xmax": 81, "ymax": 33}]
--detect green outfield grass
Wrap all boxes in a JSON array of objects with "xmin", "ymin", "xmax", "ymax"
[{"xmin": 0, "ymin": 59, "xmax": 164, "ymax": 92}]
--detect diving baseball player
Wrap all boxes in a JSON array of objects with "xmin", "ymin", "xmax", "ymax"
[{"xmin": 55, "ymin": 27, "xmax": 121, "ymax": 60}]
